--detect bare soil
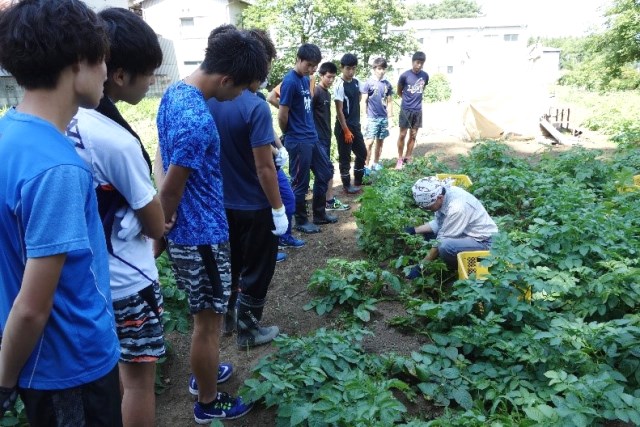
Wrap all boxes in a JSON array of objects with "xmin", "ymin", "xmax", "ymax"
[{"xmin": 156, "ymin": 102, "xmax": 617, "ymax": 426}]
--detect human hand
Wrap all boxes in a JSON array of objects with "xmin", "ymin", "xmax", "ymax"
[
  {"xmin": 343, "ymin": 127, "xmax": 354, "ymax": 144},
  {"xmin": 0, "ymin": 386, "xmax": 18, "ymax": 416},
  {"xmin": 271, "ymin": 206, "xmax": 288, "ymax": 236},
  {"xmin": 275, "ymin": 146, "xmax": 289, "ymax": 168},
  {"xmin": 164, "ymin": 212, "xmax": 177, "ymax": 234},
  {"xmin": 153, "ymin": 237, "xmax": 167, "ymax": 259},
  {"xmin": 116, "ymin": 207, "xmax": 143, "ymax": 241}
]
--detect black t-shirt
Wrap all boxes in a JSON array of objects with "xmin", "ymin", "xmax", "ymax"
[{"xmin": 312, "ymin": 84, "xmax": 332, "ymax": 142}]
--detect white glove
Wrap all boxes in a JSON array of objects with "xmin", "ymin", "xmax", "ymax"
[
  {"xmin": 116, "ymin": 206, "xmax": 143, "ymax": 241},
  {"xmin": 274, "ymin": 146, "xmax": 289, "ymax": 168},
  {"xmin": 271, "ymin": 205, "xmax": 288, "ymax": 236}
]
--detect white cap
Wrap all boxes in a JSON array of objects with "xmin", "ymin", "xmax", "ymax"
[{"xmin": 412, "ymin": 176, "xmax": 449, "ymax": 208}]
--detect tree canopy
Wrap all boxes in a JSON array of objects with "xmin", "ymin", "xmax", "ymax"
[
  {"xmin": 406, "ymin": 0, "xmax": 482, "ymax": 20},
  {"xmin": 241, "ymin": 0, "xmax": 417, "ymax": 84}
]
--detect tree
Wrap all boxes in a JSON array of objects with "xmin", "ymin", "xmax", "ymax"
[
  {"xmin": 241, "ymin": 0, "xmax": 416, "ymax": 85},
  {"xmin": 406, "ymin": 0, "xmax": 482, "ymax": 20},
  {"xmin": 595, "ymin": 0, "xmax": 640, "ymax": 80}
]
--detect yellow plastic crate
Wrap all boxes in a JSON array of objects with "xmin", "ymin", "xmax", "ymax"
[
  {"xmin": 617, "ymin": 175, "xmax": 640, "ymax": 193},
  {"xmin": 457, "ymin": 250, "xmax": 532, "ymax": 302},
  {"xmin": 436, "ymin": 173, "xmax": 473, "ymax": 188},
  {"xmin": 457, "ymin": 250, "xmax": 490, "ymax": 280}
]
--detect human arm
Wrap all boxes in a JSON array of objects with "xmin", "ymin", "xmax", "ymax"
[
  {"xmin": 254, "ymin": 145, "xmax": 284, "ymax": 212},
  {"xmin": 0, "ymin": 254, "xmax": 65, "ymax": 388},
  {"xmin": 277, "ymin": 105, "xmax": 289, "ymax": 135},
  {"xmin": 267, "ymin": 83, "xmax": 282, "ymax": 109},
  {"xmin": 159, "ymin": 165, "xmax": 191, "ymax": 226}
]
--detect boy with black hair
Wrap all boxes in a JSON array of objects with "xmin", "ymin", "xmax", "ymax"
[
  {"xmin": 361, "ymin": 57, "xmax": 394, "ymax": 172},
  {"xmin": 66, "ymin": 8, "xmax": 164, "ymax": 426},
  {"xmin": 313, "ymin": 61, "xmax": 350, "ymax": 211},
  {"xmin": 334, "ymin": 53, "xmax": 367, "ymax": 194},
  {"xmin": 396, "ymin": 51, "xmax": 429, "ymax": 169},
  {"xmin": 156, "ymin": 25, "xmax": 268, "ymax": 423},
  {"xmin": 0, "ymin": 0, "xmax": 122, "ymax": 425},
  {"xmin": 208, "ymin": 28, "xmax": 285, "ymax": 349},
  {"xmin": 278, "ymin": 43, "xmax": 337, "ymax": 233}
]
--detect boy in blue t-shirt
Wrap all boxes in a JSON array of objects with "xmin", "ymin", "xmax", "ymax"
[
  {"xmin": 0, "ymin": 1, "xmax": 121, "ymax": 424},
  {"xmin": 278, "ymin": 44, "xmax": 337, "ymax": 233},
  {"xmin": 361, "ymin": 57, "xmax": 394, "ymax": 172},
  {"xmin": 396, "ymin": 51, "xmax": 429, "ymax": 169},
  {"xmin": 155, "ymin": 26, "xmax": 268, "ymax": 423}
]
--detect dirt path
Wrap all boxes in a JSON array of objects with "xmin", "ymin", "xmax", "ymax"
[{"xmin": 156, "ymin": 101, "xmax": 616, "ymax": 426}]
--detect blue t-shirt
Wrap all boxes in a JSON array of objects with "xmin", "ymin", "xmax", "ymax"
[
  {"xmin": 398, "ymin": 69, "xmax": 429, "ymax": 111},
  {"xmin": 361, "ymin": 77, "xmax": 393, "ymax": 118},
  {"xmin": 208, "ymin": 89, "xmax": 274, "ymax": 210},
  {"xmin": 157, "ymin": 81, "xmax": 229, "ymax": 245},
  {"xmin": 279, "ymin": 70, "xmax": 317, "ymax": 144},
  {"xmin": 0, "ymin": 108, "xmax": 119, "ymax": 390}
]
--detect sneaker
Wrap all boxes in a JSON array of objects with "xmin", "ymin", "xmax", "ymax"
[
  {"xmin": 278, "ymin": 234, "xmax": 306, "ymax": 249},
  {"xmin": 326, "ymin": 197, "xmax": 350, "ymax": 211},
  {"xmin": 343, "ymin": 185, "xmax": 361, "ymax": 195},
  {"xmin": 403, "ymin": 157, "xmax": 413, "ymax": 165},
  {"xmin": 372, "ymin": 163, "xmax": 383, "ymax": 171},
  {"xmin": 188, "ymin": 363, "xmax": 234, "ymax": 396},
  {"xmin": 276, "ymin": 252, "xmax": 287, "ymax": 263},
  {"xmin": 395, "ymin": 159, "xmax": 404, "ymax": 170},
  {"xmin": 364, "ymin": 167, "xmax": 371, "ymax": 176},
  {"xmin": 194, "ymin": 392, "xmax": 253, "ymax": 423}
]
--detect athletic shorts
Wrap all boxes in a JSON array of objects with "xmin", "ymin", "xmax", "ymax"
[
  {"xmin": 399, "ymin": 109, "xmax": 423, "ymax": 129},
  {"xmin": 19, "ymin": 364, "xmax": 122, "ymax": 427},
  {"xmin": 167, "ymin": 242, "xmax": 231, "ymax": 315},
  {"xmin": 113, "ymin": 281, "xmax": 166, "ymax": 363},
  {"xmin": 365, "ymin": 117, "xmax": 390, "ymax": 140}
]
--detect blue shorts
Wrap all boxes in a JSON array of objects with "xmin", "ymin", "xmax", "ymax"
[{"xmin": 365, "ymin": 117, "xmax": 390, "ymax": 140}]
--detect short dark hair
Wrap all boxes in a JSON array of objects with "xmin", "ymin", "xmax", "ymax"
[
  {"xmin": 98, "ymin": 8, "xmax": 162, "ymax": 78},
  {"xmin": 0, "ymin": 0, "xmax": 109, "ymax": 90},
  {"xmin": 318, "ymin": 62, "xmax": 337, "ymax": 75},
  {"xmin": 340, "ymin": 53, "xmax": 358, "ymax": 67},
  {"xmin": 202, "ymin": 26, "xmax": 268, "ymax": 87},
  {"xmin": 246, "ymin": 29, "xmax": 277, "ymax": 62},
  {"xmin": 412, "ymin": 51, "xmax": 426, "ymax": 62},
  {"xmin": 296, "ymin": 44, "xmax": 322, "ymax": 64},
  {"xmin": 372, "ymin": 57, "xmax": 387, "ymax": 69}
]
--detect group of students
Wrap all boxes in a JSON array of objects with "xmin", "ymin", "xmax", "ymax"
[{"xmin": 0, "ymin": 1, "xmax": 470, "ymax": 426}]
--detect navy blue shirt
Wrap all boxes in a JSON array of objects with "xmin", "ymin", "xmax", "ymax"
[
  {"xmin": 279, "ymin": 70, "xmax": 318, "ymax": 144},
  {"xmin": 208, "ymin": 89, "xmax": 274, "ymax": 210},
  {"xmin": 398, "ymin": 69, "xmax": 429, "ymax": 111}
]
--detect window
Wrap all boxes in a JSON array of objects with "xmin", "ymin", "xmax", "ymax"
[
  {"xmin": 504, "ymin": 34, "xmax": 519, "ymax": 42},
  {"xmin": 417, "ymin": 38, "xmax": 424, "ymax": 45},
  {"xmin": 184, "ymin": 61, "xmax": 201, "ymax": 66},
  {"xmin": 446, "ymin": 36, "xmax": 454, "ymax": 44},
  {"xmin": 447, "ymin": 66, "xmax": 454, "ymax": 74},
  {"xmin": 180, "ymin": 17, "xmax": 194, "ymax": 27}
]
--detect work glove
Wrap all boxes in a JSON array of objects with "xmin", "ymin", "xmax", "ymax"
[
  {"xmin": 343, "ymin": 127, "xmax": 354, "ymax": 144},
  {"xmin": 271, "ymin": 206, "xmax": 288, "ymax": 236},
  {"xmin": 274, "ymin": 146, "xmax": 289, "ymax": 168},
  {"xmin": 404, "ymin": 226, "xmax": 416, "ymax": 235},
  {"xmin": 406, "ymin": 264, "xmax": 423, "ymax": 280},
  {"xmin": 116, "ymin": 207, "xmax": 142, "ymax": 241},
  {"xmin": 0, "ymin": 386, "xmax": 18, "ymax": 416}
]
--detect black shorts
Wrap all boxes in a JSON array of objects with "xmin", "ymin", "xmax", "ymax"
[
  {"xmin": 399, "ymin": 109, "xmax": 423, "ymax": 129},
  {"xmin": 19, "ymin": 364, "xmax": 122, "ymax": 427}
]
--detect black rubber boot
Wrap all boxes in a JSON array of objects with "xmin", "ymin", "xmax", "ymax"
[
  {"xmin": 312, "ymin": 194, "xmax": 338, "ymax": 225},
  {"xmin": 236, "ymin": 294, "xmax": 279, "ymax": 349},
  {"xmin": 294, "ymin": 201, "xmax": 321, "ymax": 233}
]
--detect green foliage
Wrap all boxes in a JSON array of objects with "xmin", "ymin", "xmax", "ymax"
[
  {"xmin": 422, "ymin": 73, "xmax": 452, "ymax": 103},
  {"xmin": 596, "ymin": 0, "xmax": 640, "ymax": 82},
  {"xmin": 406, "ymin": 0, "xmax": 482, "ymax": 20},
  {"xmin": 242, "ymin": 0, "xmax": 416, "ymax": 85},
  {"xmin": 118, "ymin": 97, "xmax": 161, "ymax": 156},
  {"xmin": 305, "ymin": 259, "xmax": 403, "ymax": 321},
  {"xmin": 241, "ymin": 328, "xmax": 410, "ymax": 426}
]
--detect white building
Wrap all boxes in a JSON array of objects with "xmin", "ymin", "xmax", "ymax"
[{"xmin": 133, "ymin": 0, "xmax": 253, "ymax": 85}]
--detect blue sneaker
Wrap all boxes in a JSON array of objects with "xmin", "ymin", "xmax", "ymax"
[
  {"xmin": 278, "ymin": 234, "xmax": 306, "ymax": 249},
  {"xmin": 194, "ymin": 392, "xmax": 253, "ymax": 423},
  {"xmin": 276, "ymin": 252, "xmax": 287, "ymax": 263},
  {"xmin": 189, "ymin": 363, "xmax": 233, "ymax": 396}
]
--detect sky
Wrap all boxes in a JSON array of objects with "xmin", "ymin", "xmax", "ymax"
[{"xmin": 478, "ymin": 0, "xmax": 612, "ymax": 37}]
